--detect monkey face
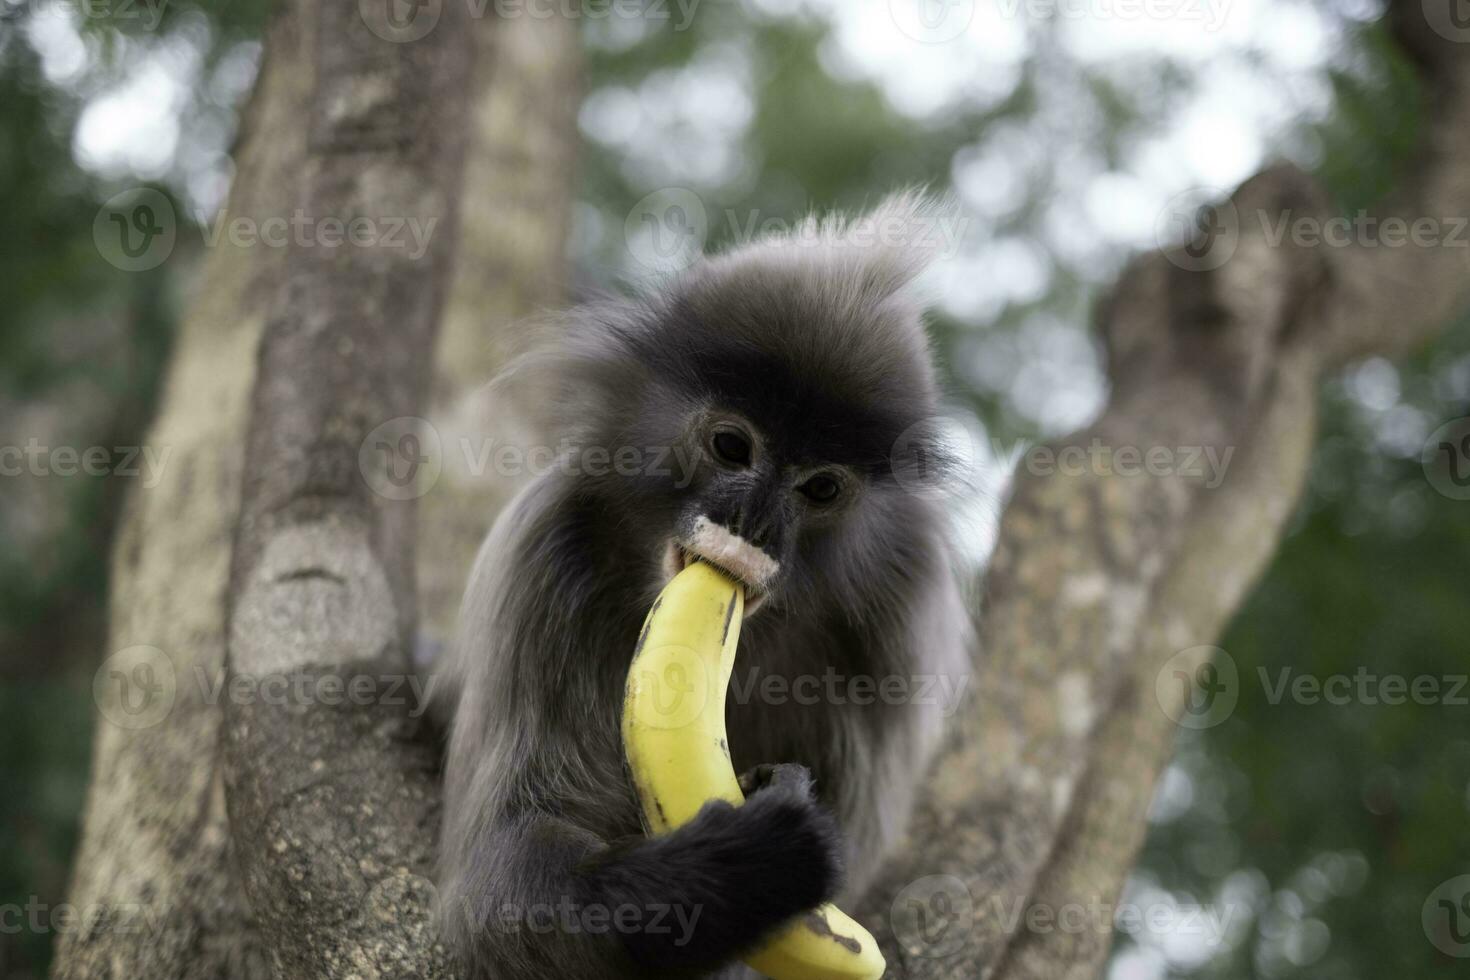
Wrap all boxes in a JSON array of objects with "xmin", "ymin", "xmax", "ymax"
[
  {"xmin": 557, "ymin": 204, "xmax": 950, "ymax": 623},
  {"xmin": 604, "ymin": 311, "xmax": 941, "ymax": 621},
  {"xmin": 654, "ymin": 402, "xmax": 868, "ymax": 616}
]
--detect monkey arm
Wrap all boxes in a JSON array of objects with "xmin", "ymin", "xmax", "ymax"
[{"xmin": 439, "ymin": 775, "xmax": 843, "ymax": 980}]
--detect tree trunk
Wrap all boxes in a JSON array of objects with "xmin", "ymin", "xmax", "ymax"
[
  {"xmin": 50, "ymin": 5, "xmax": 579, "ymax": 978},
  {"xmin": 855, "ymin": 5, "xmax": 1470, "ymax": 977}
]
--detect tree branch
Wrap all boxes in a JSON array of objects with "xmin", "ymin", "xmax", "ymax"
[
  {"xmin": 418, "ymin": 11, "xmax": 582, "ymax": 647},
  {"xmin": 54, "ymin": 6, "xmax": 581, "ymax": 978},
  {"xmin": 51, "ymin": 9, "xmax": 315, "ymax": 976},
  {"xmin": 858, "ymin": 5, "xmax": 1470, "ymax": 977},
  {"xmin": 1325, "ymin": 1, "xmax": 1470, "ymax": 365}
]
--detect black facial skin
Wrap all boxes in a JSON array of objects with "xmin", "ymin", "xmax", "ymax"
[
  {"xmin": 573, "ymin": 277, "xmax": 943, "ymax": 619},
  {"xmin": 435, "ymin": 198, "xmax": 971, "ymax": 980},
  {"xmin": 665, "ymin": 405, "xmax": 858, "ymax": 596}
]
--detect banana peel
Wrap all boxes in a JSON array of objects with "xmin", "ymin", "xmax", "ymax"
[{"xmin": 622, "ymin": 560, "xmax": 886, "ymax": 980}]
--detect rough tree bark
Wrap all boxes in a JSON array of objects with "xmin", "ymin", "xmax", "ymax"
[
  {"xmin": 218, "ymin": 0, "xmax": 478, "ymax": 974},
  {"xmin": 856, "ymin": 4, "xmax": 1470, "ymax": 978},
  {"xmin": 51, "ymin": 4, "xmax": 579, "ymax": 977},
  {"xmin": 55, "ymin": 2, "xmax": 1470, "ymax": 980},
  {"xmin": 51, "ymin": 11, "xmax": 309, "ymax": 975},
  {"xmin": 417, "ymin": 11, "xmax": 581, "ymax": 648}
]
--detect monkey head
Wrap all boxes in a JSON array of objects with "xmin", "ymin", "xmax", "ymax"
[{"xmin": 542, "ymin": 194, "xmax": 955, "ymax": 622}]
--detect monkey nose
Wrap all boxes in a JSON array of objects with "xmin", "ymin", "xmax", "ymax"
[{"xmin": 662, "ymin": 519, "xmax": 777, "ymax": 617}]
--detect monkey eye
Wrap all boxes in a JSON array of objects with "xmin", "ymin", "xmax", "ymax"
[
  {"xmin": 799, "ymin": 473, "xmax": 841, "ymax": 504},
  {"xmin": 710, "ymin": 428, "xmax": 753, "ymax": 467}
]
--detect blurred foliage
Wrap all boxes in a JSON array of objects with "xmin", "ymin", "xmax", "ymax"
[
  {"xmin": 0, "ymin": 1, "xmax": 267, "ymax": 975},
  {"xmin": 1, "ymin": 1, "xmax": 1467, "ymax": 978}
]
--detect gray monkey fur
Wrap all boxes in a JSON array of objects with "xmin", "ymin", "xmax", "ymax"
[{"xmin": 433, "ymin": 193, "xmax": 972, "ymax": 979}]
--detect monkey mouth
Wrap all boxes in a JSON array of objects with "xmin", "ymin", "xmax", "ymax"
[{"xmin": 662, "ymin": 539, "xmax": 770, "ymax": 617}]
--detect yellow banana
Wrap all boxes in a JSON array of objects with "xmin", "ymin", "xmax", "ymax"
[{"xmin": 622, "ymin": 560, "xmax": 887, "ymax": 980}]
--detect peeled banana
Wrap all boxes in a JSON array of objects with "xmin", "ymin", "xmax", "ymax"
[{"xmin": 622, "ymin": 560, "xmax": 887, "ymax": 980}]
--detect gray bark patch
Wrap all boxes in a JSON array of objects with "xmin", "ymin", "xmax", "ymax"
[{"xmin": 232, "ymin": 521, "xmax": 398, "ymax": 675}]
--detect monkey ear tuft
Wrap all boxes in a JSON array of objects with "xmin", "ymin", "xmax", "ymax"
[
  {"xmin": 690, "ymin": 188, "xmax": 963, "ymax": 322},
  {"xmin": 768, "ymin": 188, "xmax": 962, "ymax": 303}
]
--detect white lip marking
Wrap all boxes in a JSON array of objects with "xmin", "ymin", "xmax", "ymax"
[{"xmin": 685, "ymin": 515, "xmax": 780, "ymax": 589}]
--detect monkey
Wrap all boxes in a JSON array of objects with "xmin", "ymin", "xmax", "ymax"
[{"xmin": 433, "ymin": 193, "xmax": 973, "ymax": 980}]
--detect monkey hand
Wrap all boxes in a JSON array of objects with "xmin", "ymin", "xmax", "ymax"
[
  {"xmin": 734, "ymin": 763, "xmax": 845, "ymax": 905},
  {"xmin": 738, "ymin": 761, "xmax": 813, "ymax": 796}
]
